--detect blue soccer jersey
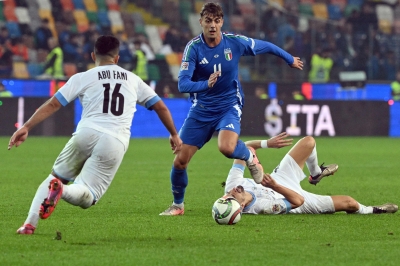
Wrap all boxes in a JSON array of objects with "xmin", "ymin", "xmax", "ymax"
[{"xmin": 178, "ymin": 32, "xmax": 294, "ymax": 118}]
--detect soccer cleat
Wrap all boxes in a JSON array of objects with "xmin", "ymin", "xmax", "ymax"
[
  {"xmin": 159, "ymin": 205, "xmax": 184, "ymax": 216},
  {"xmin": 39, "ymin": 178, "xmax": 63, "ymax": 219},
  {"xmin": 246, "ymin": 146, "xmax": 264, "ymax": 184},
  {"xmin": 308, "ymin": 163, "xmax": 338, "ymax": 185},
  {"xmin": 372, "ymin": 203, "xmax": 398, "ymax": 214},
  {"xmin": 16, "ymin": 224, "xmax": 36, "ymax": 234}
]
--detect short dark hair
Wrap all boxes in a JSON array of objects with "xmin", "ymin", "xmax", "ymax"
[
  {"xmin": 94, "ymin": 35, "xmax": 120, "ymax": 57},
  {"xmin": 200, "ymin": 2, "xmax": 224, "ymax": 18}
]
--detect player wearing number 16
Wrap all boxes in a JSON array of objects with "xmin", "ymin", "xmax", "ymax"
[
  {"xmin": 160, "ymin": 2, "xmax": 303, "ymax": 215},
  {"xmin": 9, "ymin": 35, "xmax": 183, "ymax": 234}
]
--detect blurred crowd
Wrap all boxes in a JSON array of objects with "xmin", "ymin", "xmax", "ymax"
[{"xmin": 2, "ymin": 0, "xmax": 400, "ymax": 85}]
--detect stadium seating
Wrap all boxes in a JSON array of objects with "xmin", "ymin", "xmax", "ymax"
[
  {"xmin": 6, "ymin": 22, "xmax": 21, "ymax": 38},
  {"xmin": 4, "ymin": 5, "xmax": 18, "ymax": 22},
  {"xmin": 299, "ymin": 4, "xmax": 314, "ymax": 17},
  {"xmin": 83, "ymin": 0, "xmax": 97, "ymax": 11},
  {"xmin": 327, "ymin": 4, "xmax": 342, "ymax": 20},
  {"xmin": 12, "ymin": 61, "xmax": 30, "ymax": 79},
  {"xmin": 330, "ymin": 0, "xmax": 346, "ymax": 11},
  {"xmin": 72, "ymin": 0, "xmax": 85, "ymax": 10},
  {"xmin": 36, "ymin": 0, "xmax": 52, "ymax": 10},
  {"xmin": 60, "ymin": 0, "xmax": 74, "ymax": 11},
  {"xmin": 312, "ymin": 3, "xmax": 328, "ymax": 19},
  {"xmin": 14, "ymin": 7, "xmax": 31, "ymax": 24}
]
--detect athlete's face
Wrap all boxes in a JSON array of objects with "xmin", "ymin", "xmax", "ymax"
[
  {"xmin": 199, "ymin": 14, "xmax": 223, "ymax": 40},
  {"xmin": 225, "ymin": 185, "xmax": 246, "ymax": 206}
]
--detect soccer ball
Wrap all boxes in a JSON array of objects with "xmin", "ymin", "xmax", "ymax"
[{"xmin": 212, "ymin": 197, "xmax": 242, "ymax": 225}]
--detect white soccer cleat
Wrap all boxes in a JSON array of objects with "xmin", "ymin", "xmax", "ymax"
[{"xmin": 246, "ymin": 147, "xmax": 264, "ymax": 184}]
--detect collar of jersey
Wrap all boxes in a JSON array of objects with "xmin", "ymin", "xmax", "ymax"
[
  {"xmin": 200, "ymin": 32, "xmax": 223, "ymax": 43},
  {"xmin": 243, "ymin": 190, "xmax": 256, "ymax": 212}
]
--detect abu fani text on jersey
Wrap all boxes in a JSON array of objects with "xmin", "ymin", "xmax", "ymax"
[{"xmin": 98, "ymin": 70, "xmax": 127, "ymax": 80}]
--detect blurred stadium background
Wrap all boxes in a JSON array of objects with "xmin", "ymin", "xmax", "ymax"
[
  {"xmin": 2, "ymin": 0, "xmax": 400, "ymax": 81},
  {"xmin": 1, "ymin": 0, "xmax": 400, "ymax": 137}
]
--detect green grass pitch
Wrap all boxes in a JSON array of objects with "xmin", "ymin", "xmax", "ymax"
[{"xmin": 1, "ymin": 136, "xmax": 399, "ymax": 265}]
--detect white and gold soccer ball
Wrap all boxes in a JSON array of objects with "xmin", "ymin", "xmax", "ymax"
[{"xmin": 212, "ymin": 197, "xmax": 242, "ymax": 225}]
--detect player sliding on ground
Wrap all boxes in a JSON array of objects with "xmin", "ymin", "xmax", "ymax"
[
  {"xmin": 215, "ymin": 135, "xmax": 398, "ymax": 215},
  {"xmin": 9, "ymin": 35, "xmax": 182, "ymax": 234}
]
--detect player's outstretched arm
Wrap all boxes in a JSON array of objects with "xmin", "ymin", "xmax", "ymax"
[
  {"xmin": 151, "ymin": 100, "xmax": 182, "ymax": 154},
  {"xmin": 8, "ymin": 96, "xmax": 62, "ymax": 150},
  {"xmin": 244, "ymin": 132, "xmax": 293, "ymax": 150},
  {"xmin": 261, "ymin": 173, "xmax": 304, "ymax": 209},
  {"xmin": 290, "ymin": 57, "xmax": 303, "ymax": 70}
]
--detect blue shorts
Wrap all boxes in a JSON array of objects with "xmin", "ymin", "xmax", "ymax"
[{"xmin": 179, "ymin": 105, "xmax": 242, "ymax": 149}]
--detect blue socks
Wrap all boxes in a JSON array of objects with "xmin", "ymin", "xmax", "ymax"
[
  {"xmin": 227, "ymin": 140, "xmax": 251, "ymax": 161},
  {"xmin": 170, "ymin": 167, "xmax": 188, "ymax": 204}
]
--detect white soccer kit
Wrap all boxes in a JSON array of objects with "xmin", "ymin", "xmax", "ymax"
[
  {"xmin": 225, "ymin": 154, "xmax": 335, "ymax": 215},
  {"xmin": 53, "ymin": 65, "xmax": 161, "ymax": 202}
]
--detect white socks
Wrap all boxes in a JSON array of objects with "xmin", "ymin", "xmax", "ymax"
[
  {"xmin": 62, "ymin": 184, "xmax": 94, "ymax": 209},
  {"xmin": 173, "ymin": 202, "xmax": 184, "ymax": 208},
  {"xmin": 24, "ymin": 174, "xmax": 55, "ymax": 227},
  {"xmin": 246, "ymin": 148, "xmax": 253, "ymax": 164},
  {"xmin": 354, "ymin": 202, "xmax": 373, "ymax": 214},
  {"xmin": 306, "ymin": 145, "xmax": 321, "ymax": 177}
]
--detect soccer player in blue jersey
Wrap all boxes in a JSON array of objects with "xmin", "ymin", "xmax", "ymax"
[{"xmin": 160, "ymin": 2, "xmax": 303, "ymax": 215}]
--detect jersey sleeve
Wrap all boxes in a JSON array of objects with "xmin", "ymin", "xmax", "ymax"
[
  {"xmin": 253, "ymin": 198, "xmax": 292, "ymax": 214},
  {"xmin": 224, "ymin": 164, "xmax": 246, "ymax": 194},
  {"xmin": 55, "ymin": 73, "xmax": 83, "ymax": 106},
  {"xmin": 235, "ymin": 35, "xmax": 294, "ymax": 65},
  {"xmin": 136, "ymin": 78, "xmax": 161, "ymax": 109},
  {"xmin": 178, "ymin": 40, "xmax": 209, "ymax": 93}
]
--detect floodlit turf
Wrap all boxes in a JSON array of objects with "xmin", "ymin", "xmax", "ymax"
[{"xmin": 1, "ymin": 136, "xmax": 399, "ymax": 265}]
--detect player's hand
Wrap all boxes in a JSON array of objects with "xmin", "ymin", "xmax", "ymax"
[
  {"xmin": 267, "ymin": 132, "xmax": 293, "ymax": 149},
  {"xmin": 169, "ymin": 134, "xmax": 183, "ymax": 154},
  {"xmin": 290, "ymin": 57, "xmax": 303, "ymax": 70},
  {"xmin": 260, "ymin": 173, "xmax": 277, "ymax": 188},
  {"xmin": 208, "ymin": 71, "xmax": 221, "ymax": 88},
  {"xmin": 8, "ymin": 126, "xmax": 29, "ymax": 150}
]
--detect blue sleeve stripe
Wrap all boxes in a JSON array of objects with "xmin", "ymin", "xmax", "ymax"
[
  {"xmin": 282, "ymin": 199, "xmax": 292, "ymax": 213},
  {"xmin": 145, "ymin": 95, "xmax": 161, "ymax": 109},
  {"xmin": 55, "ymin": 91, "xmax": 68, "ymax": 106},
  {"xmin": 232, "ymin": 164, "xmax": 245, "ymax": 171}
]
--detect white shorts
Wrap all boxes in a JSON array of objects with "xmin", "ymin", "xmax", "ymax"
[
  {"xmin": 270, "ymin": 154, "xmax": 335, "ymax": 214},
  {"xmin": 53, "ymin": 127, "xmax": 127, "ymax": 202}
]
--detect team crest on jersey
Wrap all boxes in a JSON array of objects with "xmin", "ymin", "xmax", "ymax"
[
  {"xmin": 224, "ymin": 48, "xmax": 232, "ymax": 61},
  {"xmin": 181, "ymin": 62, "xmax": 189, "ymax": 70}
]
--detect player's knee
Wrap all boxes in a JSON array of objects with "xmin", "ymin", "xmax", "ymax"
[
  {"xmin": 173, "ymin": 157, "xmax": 189, "ymax": 169},
  {"xmin": 302, "ymin": 136, "xmax": 315, "ymax": 148},
  {"xmin": 218, "ymin": 144, "xmax": 234, "ymax": 158},
  {"xmin": 346, "ymin": 197, "xmax": 359, "ymax": 211}
]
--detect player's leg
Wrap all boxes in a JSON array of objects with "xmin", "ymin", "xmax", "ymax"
[
  {"xmin": 288, "ymin": 136, "xmax": 338, "ymax": 185},
  {"xmin": 160, "ymin": 117, "xmax": 212, "ymax": 216},
  {"xmin": 331, "ymin": 196, "xmax": 398, "ymax": 214},
  {"xmin": 69, "ymin": 132, "xmax": 126, "ymax": 208},
  {"xmin": 17, "ymin": 132, "xmax": 90, "ymax": 234},
  {"xmin": 39, "ymin": 128, "xmax": 103, "ymax": 220},
  {"xmin": 217, "ymin": 107, "xmax": 263, "ymax": 183}
]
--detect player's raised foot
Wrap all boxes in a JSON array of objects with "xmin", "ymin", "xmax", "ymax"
[
  {"xmin": 246, "ymin": 146, "xmax": 264, "ymax": 184},
  {"xmin": 159, "ymin": 204, "xmax": 184, "ymax": 216},
  {"xmin": 372, "ymin": 203, "xmax": 398, "ymax": 214},
  {"xmin": 308, "ymin": 163, "xmax": 338, "ymax": 185},
  {"xmin": 16, "ymin": 224, "xmax": 35, "ymax": 234},
  {"xmin": 39, "ymin": 178, "xmax": 63, "ymax": 219}
]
